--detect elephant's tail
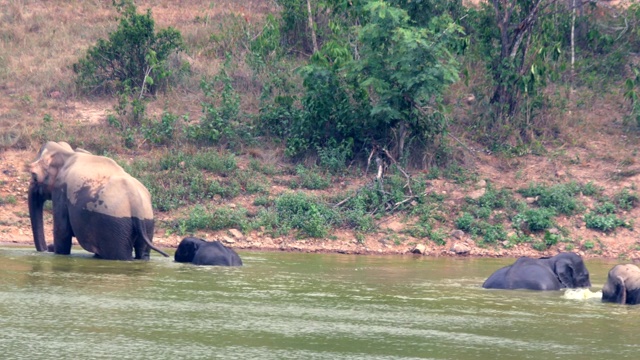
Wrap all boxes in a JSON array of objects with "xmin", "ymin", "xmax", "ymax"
[{"xmin": 136, "ymin": 218, "xmax": 170, "ymax": 258}]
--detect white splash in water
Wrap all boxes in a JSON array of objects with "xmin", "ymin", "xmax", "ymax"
[{"xmin": 562, "ymin": 288, "xmax": 602, "ymax": 300}]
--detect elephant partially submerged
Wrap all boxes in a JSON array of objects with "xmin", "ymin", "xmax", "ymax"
[
  {"xmin": 482, "ymin": 252, "xmax": 591, "ymax": 290},
  {"xmin": 602, "ymin": 264, "xmax": 640, "ymax": 305},
  {"xmin": 174, "ymin": 237, "xmax": 243, "ymax": 266},
  {"xmin": 28, "ymin": 141, "xmax": 169, "ymax": 260}
]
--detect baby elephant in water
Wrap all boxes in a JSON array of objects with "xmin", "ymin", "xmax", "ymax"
[
  {"xmin": 602, "ymin": 264, "xmax": 640, "ymax": 305},
  {"xmin": 174, "ymin": 237, "xmax": 243, "ymax": 266},
  {"xmin": 483, "ymin": 252, "xmax": 591, "ymax": 290}
]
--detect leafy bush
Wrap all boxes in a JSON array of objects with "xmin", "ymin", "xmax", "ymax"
[
  {"xmin": 271, "ymin": 192, "xmax": 337, "ymax": 238},
  {"xmin": 584, "ymin": 212, "xmax": 631, "ymax": 233},
  {"xmin": 73, "ymin": 1, "xmax": 183, "ymax": 95},
  {"xmin": 291, "ymin": 165, "xmax": 331, "ymax": 190},
  {"xmin": 615, "ymin": 188, "xmax": 639, "ymax": 211},
  {"xmin": 142, "ymin": 110, "xmax": 179, "ymax": 146},
  {"xmin": 177, "ymin": 205, "xmax": 250, "ymax": 234},
  {"xmin": 517, "ymin": 182, "xmax": 582, "ymax": 215},
  {"xmin": 455, "ymin": 212, "xmax": 476, "ymax": 233},
  {"xmin": 482, "ymin": 224, "xmax": 506, "ymax": 244},
  {"xmin": 513, "ymin": 207, "xmax": 556, "ymax": 232},
  {"xmin": 186, "ymin": 55, "xmax": 245, "ymax": 146}
]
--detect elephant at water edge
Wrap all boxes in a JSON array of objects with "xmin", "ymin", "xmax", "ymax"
[
  {"xmin": 174, "ymin": 237, "xmax": 243, "ymax": 266},
  {"xmin": 28, "ymin": 141, "xmax": 169, "ymax": 260},
  {"xmin": 602, "ymin": 264, "xmax": 640, "ymax": 305},
  {"xmin": 482, "ymin": 252, "xmax": 591, "ymax": 290}
]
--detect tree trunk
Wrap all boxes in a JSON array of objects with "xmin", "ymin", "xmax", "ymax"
[{"xmin": 306, "ymin": 0, "xmax": 318, "ymax": 54}]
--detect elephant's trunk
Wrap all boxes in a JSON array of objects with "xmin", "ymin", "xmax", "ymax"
[{"xmin": 28, "ymin": 180, "xmax": 49, "ymax": 252}]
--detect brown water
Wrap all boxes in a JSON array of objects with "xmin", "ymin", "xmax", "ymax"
[{"xmin": 0, "ymin": 247, "xmax": 638, "ymax": 359}]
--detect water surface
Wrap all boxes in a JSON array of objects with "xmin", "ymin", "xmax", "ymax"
[{"xmin": 0, "ymin": 247, "xmax": 637, "ymax": 359}]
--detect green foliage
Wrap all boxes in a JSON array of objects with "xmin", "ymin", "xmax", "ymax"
[
  {"xmin": 186, "ymin": 55, "xmax": 247, "ymax": 147},
  {"xmin": 517, "ymin": 182, "xmax": 583, "ymax": 215},
  {"xmin": 290, "ymin": 165, "xmax": 331, "ymax": 190},
  {"xmin": 354, "ymin": 1, "xmax": 462, "ymax": 156},
  {"xmin": 73, "ymin": 0, "xmax": 183, "ymax": 95},
  {"xmin": 513, "ymin": 207, "xmax": 556, "ymax": 232},
  {"xmin": 176, "ymin": 205, "xmax": 250, "ymax": 234},
  {"xmin": 271, "ymin": 192, "xmax": 337, "ymax": 238},
  {"xmin": 455, "ymin": 212, "xmax": 475, "ymax": 233},
  {"xmin": 0, "ymin": 194, "xmax": 16, "ymax": 206},
  {"xmin": 121, "ymin": 150, "xmax": 240, "ymax": 211},
  {"xmin": 142, "ymin": 110, "xmax": 180, "ymax": 146},
  {"xmin": 584, "ymin": 212, "xmax": 631, "ymax": 233},
  {"xmin": 615, "ymin": 188, "xmax": 639, "ymax": 211}
]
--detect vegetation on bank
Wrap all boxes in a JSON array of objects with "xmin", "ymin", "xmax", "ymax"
[{"xmin": 2, "ymin": 0, "xmax": 640, "ymax": 253}]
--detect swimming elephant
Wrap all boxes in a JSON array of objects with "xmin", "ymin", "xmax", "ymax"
[
  {"xmin": 482, "ymin": 252, "xmax": 591, "ymax": 290},
  {"xmin": 174, "ymin": 237, "xmax": 243, "ymax": 266},
  {"xmin": 28, "ymin": 141, "xmax": 169, "ymax": 260},
  {"xmin": 602, "ymin": 264, "xmax": 640, "ymax": 305}
]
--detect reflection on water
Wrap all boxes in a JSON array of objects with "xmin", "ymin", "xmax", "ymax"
[{"xmin": 0, "ymin": 247, "xmax": 639, "ymax": 359}]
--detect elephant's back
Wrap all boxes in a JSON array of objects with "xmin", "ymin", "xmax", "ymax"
[{"xmin": 62, "ymin": 154, "xmax": 153, "ymax": 220}]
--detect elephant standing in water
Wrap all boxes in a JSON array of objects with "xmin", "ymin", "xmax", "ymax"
[
  {"xmin": 175, "ymin": 237, "xmax": 243, "ymax": 266},
  {"xmin": 602, "ymin": 264, "xmax": 640, "ymax": 305},
  {"xmin": 28, "ymin": 141, "xmax": 169, "ymax": 260},
  {"xmin": 483, "ymin": 252, "xmax": 591, "ymax": 290}
]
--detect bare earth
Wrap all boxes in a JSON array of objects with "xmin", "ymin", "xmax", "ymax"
[{"xmin": 2, "ymin": 93, "xmax": 640, "ymax": 261}]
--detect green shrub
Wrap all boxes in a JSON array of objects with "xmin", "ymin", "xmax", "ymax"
[
  {"xmin": 272, "ymin": 192, "xmax": 336, "ymax": 238},
  {"xmin": 517, "ymin": 182, "xmax": 582, "ymax": 215},
  {"xmin": 142, "ymin": 110, "xmax": 179, "ymax": 146},
  {"xmin": 177, "ymin": 205, "xmax": 250, "ymax": 233},
  {"xmin": 292, "ymin": 165, "xmax": 331, "ymax": 190},
  {"xmin": 73, "ymin": 1, "xmax": 183, "ymax": 95},
  {"xmin": 584, "ymin": 212, "xmax": 630, "ymax": 232},
  {"xmin": 615, "ymin": 188, "xmax": 639, "ymax": 211},
  {"xmin": 455, "ymin": 212, "xmax": 475, "ymax": 232},
  {"xmin": 594, "ymin": 201, "xmax": 617, "ymax": 215},
  {"xmin": 482, "ymin": 224, "xmax": 507, "ymax": 244},
  {"xmin": 513, "ymin": 207, "xmax": 556, "ymax": 232}
]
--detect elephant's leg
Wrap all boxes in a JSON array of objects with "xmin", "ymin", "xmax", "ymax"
[
  {"xmin": 52, "ymin": 195, "xmax": 73, "ymax": 255},
  {"xmin": 134, "ymin": 240, "xmax": 150, "ymax": 260}
]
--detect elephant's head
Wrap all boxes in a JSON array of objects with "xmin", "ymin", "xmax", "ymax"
[
  {"xmin": 28, "ymin": 141, "xmax": 76, "ymax": 252},
  {"xmin": 553, "ymin": 252, "xmax": 591, "ymax": 288},
  {"xmin": 174, "ymin": 237, "xmax": 206, "ymax": 263},
  {"xmin": 603, "ymin": 264, "xmax": 640, "ymax": 304}
]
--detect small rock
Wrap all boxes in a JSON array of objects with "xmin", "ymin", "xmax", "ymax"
[
  {"xmin": 222, "ymin": 236, "xmax": 235, "ymax": 244},
  {"xmin": 555, "ymin": 170, "xmax": 566, "ymax": 178},
  {"xmin": 228, "ymin": 203, "xmax": 237, "ymax": 209},
  {"xmin": 547, "ymin": 227, "xmax": 560, "ymax": 235},
  {"xmin": 450, "ymin": 229, "xmax": 465, "ymax": 239},
  {"xmin": 525, "ymin": 196, "xmax": 538, "ymax": 204},
  {"xmin": 228, "ymin": 228, "xmax": 243, "ymax": 239},
  {"xmin": 476, "ymin": 179, "xmax": 487, "ymax": 188},
  {"xmin": 468, "ymin": 188, "xmax": 486, "ymax": 200},
  {"xmin": 412, "ymin": 244, "xmax": 426, "ymax": 254},
  {"xmin": 450, "ymin": 242, "xmax": 471, "ymax": 255}
]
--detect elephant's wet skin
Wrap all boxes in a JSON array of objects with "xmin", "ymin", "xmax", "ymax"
[
  {"xmin": 483, "ymin": 252, "xmax": 591, "ymax": 291},
  {"xmin": 28, "ymin": 141, "xmax": 169, "ymax": 261},
  {"xmin": 602, "ymin": 264, "xmax": 640, "ymax": 305},
  {"xmin": 175, "ymin": 237, "xmax": 243, "ymax": 266}
]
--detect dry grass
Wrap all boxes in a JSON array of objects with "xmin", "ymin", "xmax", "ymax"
[{"xmin": 0, "ymin": 0, "xmax": 278, "ymax": 151}]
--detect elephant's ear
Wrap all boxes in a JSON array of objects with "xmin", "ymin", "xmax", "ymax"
[
  {"xmin": 614, "ymin": 275, "xmax": 628, "ymax": 305},
  {"xmin": 556, "ymin": 259, "xmax": 575, "ymax": 288},
  {"xmin": 46, "ymin": 152, "xmax": 66, "ymax": 183}
]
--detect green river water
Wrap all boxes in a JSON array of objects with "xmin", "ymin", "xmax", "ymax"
[{"xmin": 0, "ymin": 247, "xmax": 638, "ymax": 359}]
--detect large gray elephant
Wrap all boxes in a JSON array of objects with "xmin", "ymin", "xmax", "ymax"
[
  {"xmin": 482, "ymin": 252, "xmax": 591, "ymax": 290},
  {"xmin": 602, "ymin": 264, "xmax": 640, "ymax": 305},
  {"xmin": 28, "ymin": 141, "xmax": 169, "ymax": 260}
]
